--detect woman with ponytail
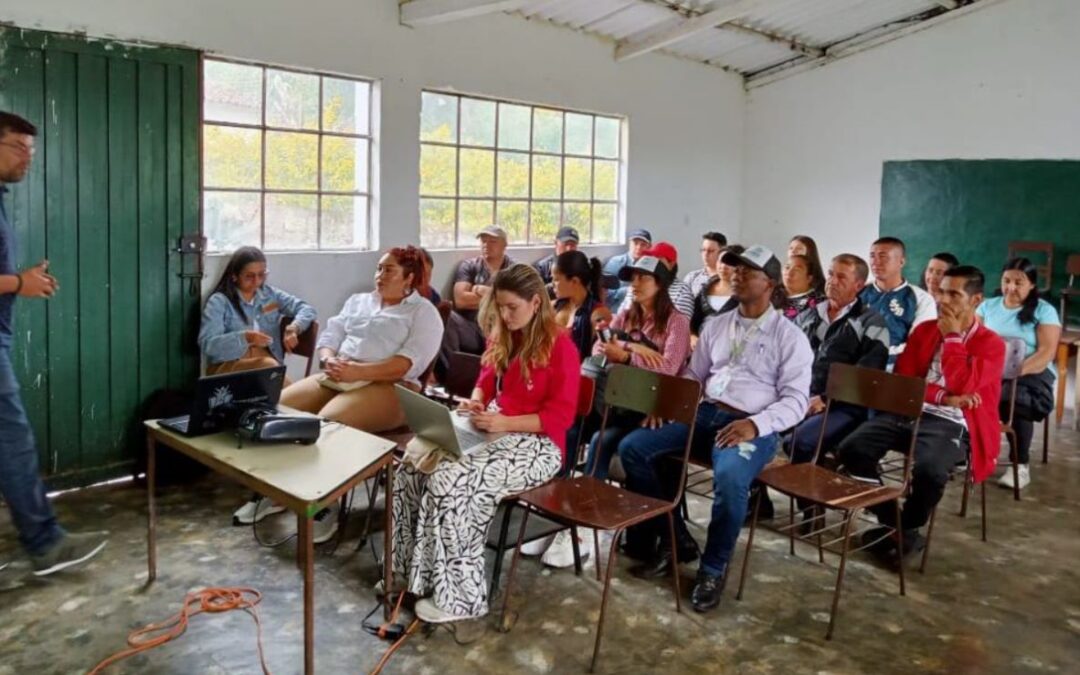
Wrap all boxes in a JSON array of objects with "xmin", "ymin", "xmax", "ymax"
[{"xmin": 551, "ymin": 250, "xmax": 603, "ymax": 360}]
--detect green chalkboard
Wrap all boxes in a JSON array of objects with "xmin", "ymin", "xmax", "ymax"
[{"xmin": 880, "ymin": 160, "xmax": 1080, "ymax": 295}]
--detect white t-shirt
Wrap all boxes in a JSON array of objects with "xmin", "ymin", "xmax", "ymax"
[{"xmin": 922, "ymin": 342, "xmax": 967, "ymax": 428}]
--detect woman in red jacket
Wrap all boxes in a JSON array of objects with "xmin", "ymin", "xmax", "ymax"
[
  {"xmin": 393, "ymin": 264, "xmax": 579, "ymax": 624},
  {"xmin": 837, "ymin": 266, "xmax": 1005, "ymax": 564}
]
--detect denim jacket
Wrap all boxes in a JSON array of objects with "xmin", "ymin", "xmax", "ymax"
[{"xmin": 198, "ymin": 284, "xmax": 316, "ymax": 364}]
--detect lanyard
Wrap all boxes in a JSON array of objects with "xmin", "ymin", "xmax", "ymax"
[{"xmin": 728, "ymin": 308, "xmax": 773, "ymax": 364}]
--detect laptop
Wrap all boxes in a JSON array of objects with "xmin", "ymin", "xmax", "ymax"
[
  {"xmin": 159, "ymin": 366, "xmax": 287, "ymax": 437},
  {"xmin": 394, "ymin": 385, "xmax": 504, "ymax": 458}
]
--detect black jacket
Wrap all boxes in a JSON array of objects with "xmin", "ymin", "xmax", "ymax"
[{"xmin": 794, "ymin": 298, "xmax": 890, "ymax": 396}]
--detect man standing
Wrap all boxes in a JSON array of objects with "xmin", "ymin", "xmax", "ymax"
[
  {"xmin": 533, "ymin": 226, "xmax": 578, "ymax": 285},
  {"xmin": 617, "ymin": 245, "xmax": 812, "ymax": 612},
  {"xmin": 602, "ymin": 228, "xmax": 651, "ymax": 310},
  {"xmin": 838, "ymin": 266, "xmax": 1005, "ymax": 564},
  {"xmin": 0, "ymin": 111, "xmax": 108, "ymax": 575},
  {"xmin": 437, "ymin": 226, "xmax": 515, "ymax": 377},
  {"xmin": 859, "ymin": 236, "xmax": 936, "ymax": 367}
]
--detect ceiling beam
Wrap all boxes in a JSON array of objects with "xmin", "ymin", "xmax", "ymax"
[
  {"xmin": 400, "ymin": 0, "xmax": 529, "ymax": 27},
  {"xmin": 615, "ymin": 0, "xmax": 767, "ymax": 62},
  {"xmin": 934, "ymin": 0, "xmax": 959, "ymax": 8},
  {"xmin": 723, "ymin": 22, "xmax": 824, "ymax": 59}
]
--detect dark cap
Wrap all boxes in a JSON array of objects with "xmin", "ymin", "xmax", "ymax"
[
  {"xmin": 556, "ymin": 226, "xmax": 580, "ymax": 243},
  {"xmin": 617, "ymin": 254, "xmax": 673, "ymax": 285},
  {"xmin": 628, "ymin": 228, "xmax": 652, "ymax": 244},
  {"xmin": 720, "ymin": 244, "xmax": 782, "ymax": 283}
]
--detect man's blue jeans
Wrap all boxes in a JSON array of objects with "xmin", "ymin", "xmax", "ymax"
[
  {"xmin": 618, "ymin": 402, "xmax": 778, "ymax": 577},
  {"xmin": 0, "ymin": 346, "xmax": 63, "ymax": 555}
]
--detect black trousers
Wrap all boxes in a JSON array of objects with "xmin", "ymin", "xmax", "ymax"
[{"xmin": 837, "ymin": 413, "xmax": 968, "ymax": 531}]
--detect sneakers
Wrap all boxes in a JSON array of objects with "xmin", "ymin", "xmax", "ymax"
[
  {"xmin": 541, "ymin": 529, "xmax": 591, "ymax": 568},
  {"xmin": 233, "ymin": 495, "xmax": 285, "ymax": 525},
  {"xmin": 414, "ymin": 597, "xmax": 482, "ymax": 624},
  {"xmin": 312, "ymin": 504, "xmax": 340, "ymax": 544},
  {"xmin": 997, "ymin": 464, "xmax": 1031, "ymax": 491},
  {"xmin": 31, "ymin": 532, "xmax": 108, "ymax": 577},
  {"xmin": 519, "ymin": 533, "xmax": 555, "ymax": 557}
]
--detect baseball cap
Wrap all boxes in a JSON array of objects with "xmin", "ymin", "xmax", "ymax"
[
  {"xmin": 556, "ymin": 226, "xmax": 580, "ymax": 243},
  {"xmin": 628, "ymin": 228, "xmax": 652, "ymax": 244},
  {"xmin": 476, "ymin": 225, "xmax": 507, "ymax": 241},
  {"xmin": 643, "ymin": 242, "xmax": 678, "ymax": 266},
  {"xmin": 617, "ymin": 254, "xmax": 673, "ymax": 285},
  {"xmin": 720, "ymin": 244, "xmax": 782, "ymax": 283}
]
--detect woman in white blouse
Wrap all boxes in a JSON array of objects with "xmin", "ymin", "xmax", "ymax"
[{"xmin": 280, "ymin": 245, "xmax": 443, "ymax": 431}]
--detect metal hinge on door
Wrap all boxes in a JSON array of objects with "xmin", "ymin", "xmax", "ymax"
[{"xmin": 176, "ymin": 234, "xmax": 206, "ymax": 297}]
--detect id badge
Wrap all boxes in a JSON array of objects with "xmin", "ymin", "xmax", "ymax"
[{"xmin": 706, "ymin": 367, "xmax": 732, "ymax": 400}]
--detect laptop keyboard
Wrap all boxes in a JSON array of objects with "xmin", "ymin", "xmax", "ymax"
[{"xmin": 456, "ymin": 427, "xmax": 489, "ymax": 451}]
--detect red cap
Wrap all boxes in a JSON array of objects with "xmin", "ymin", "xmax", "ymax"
[{"xmin": 642, "ymin": 242, "xmax": 678, "ymax": 266}]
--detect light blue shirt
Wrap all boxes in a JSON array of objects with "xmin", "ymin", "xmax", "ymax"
[
  {"xmin": 198, "ymin": 285, "xmax": 316, "ymax": 364},
  {"xmin": 602, "ymin": 252, "xmax": 633, "ymax": 310},
  {"xmin": 976, "ymin": 296, "xmax": 1060, "ymax": 375}
]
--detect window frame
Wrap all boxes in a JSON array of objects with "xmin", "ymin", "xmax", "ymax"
[
  {"xmin": 200, "ymin": 55, "xmax": 377, "ymax": 253},
  {"xmin": 418, "ymin": 89, "xmax": 626, "ymax": 249}
]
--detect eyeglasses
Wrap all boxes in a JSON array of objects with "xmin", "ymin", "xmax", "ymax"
[{"xmin": 0, "ymin": 141, "xmax": 36, "ymax": 157}]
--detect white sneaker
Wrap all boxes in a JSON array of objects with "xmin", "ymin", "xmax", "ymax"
[
  {"xmin": 312, "ymin": 504, "xmax": 340, "ymax": 544},
  {"xmin": 232, "ymin": 496, "xmax": 285, "ymax": 525},
  {"xmin": 414, "ymin": 597, "xmax": 481, "ymax": 624},
  {"xmin": 997, "ymin": 464, "xmax": 1031, "ymax": 491},
  {"xmin": 541, "ymin": 529, "xmax": 591, "ymax": 569},
  {"xmin": 519, "ymin": 533, "xmax": 555, "ymax": 557}
]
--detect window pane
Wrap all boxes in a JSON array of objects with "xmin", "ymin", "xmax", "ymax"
[
  {"xmin": 420, "ymin": 198, "xmax": 456, "ymax": 248},
  {"xmin": 497, "ymin": 201, "xmax": 528, "ymax": 245},
  {"xmin": 532, "ymin": 155, "xmax": 561, "ymax": 200},
  {"xmin": 322, "ymin": 137, "xmax": 369, "ymax": 193},
  {"xmin": 594, "ymin": 160, "xmax": 618, "ymax": 201},
  {"xmin": 564, "ymin": 157, "xmax": 591, "ymax": 200},
  {"xmin": 321, "ymin": 195, "xmax": 368, "ymax": 249},
  {"xmin": 265, "ymin": 193, "xmax": 317, "ymax": 250},
  {"xmin": 461, "ymin": 98, "xmax": 496, "ymax": 147},
  {"xmin": 532, "ymin": 108, "xmax": 562, "ymax": 154},
  {"xmin": 593, "ymin": 203, "xmax": 617, "ymax": 243},
  {"xmin": 565, "ymin": 113, "xmax": 593, "ymax": 155},
  {"xmin": 323, "ymin": 77, "xmax": 370, "ymax": 135},
  {"xmin": 265, "ymin": 131, "xmax": 318, "ymax": 190},
  {"xmin": 203, "ymin": 125, "xmax": 261, "ymax": 189},
  {"xmin": 530, "ymin": 202, "xmax": 559, "ymax": 244},
  {"xmin": 421, "ymin": 92, "xmax": 457, "ymax": 143},
  {"xmin": 204, "ymin": 191, "xmax": 260, "ymax": 252},
  {"xmin": 460, "ymin": 149, "xmax": 494, "ymax": 198},
  {"xmin": 595, "ymin": 117, "xmax": 620, "ymax": 158},
  {"xmin": 497, "ymin": 103, "xmax": 530, "ymax": 150},
  {"xmin": 563, "ymin": 203, "xmax": 590, "ymax": 235},
  {"xmin": 420, "ymin": 145, "xmax": 457, "ymax": 196},
  {"xmin": 266, "ymin": 69, "xmax": 319, "ymax": 130},
  {"xmin": 458, "ymin": 200, "xmax": 495, "ymax": 247},
  {"xmin": 496, "ymin": 152, "xmax": 528, "ymax": 198},
  {"xmin": 204, "ymin": 61, "xmax": 262, "ymax": 125}
]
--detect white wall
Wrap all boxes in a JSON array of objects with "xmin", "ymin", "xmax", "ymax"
[
  {"xmin": 3, "ymin": 0, "xmax": 746, "ymax": 325},
  {"xmin": 742, "ymin": 0, "xmax": 1080, "ymax": 263}
]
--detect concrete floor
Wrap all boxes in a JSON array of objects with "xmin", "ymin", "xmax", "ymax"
[{"xmin": 2, "ymin": 419, "xmax": 1079, "ymax": 675}]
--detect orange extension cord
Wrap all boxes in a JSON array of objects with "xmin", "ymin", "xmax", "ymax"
[
  {"xmin": 367, "ymin": 590, "xmax": 422, "ymax": 675},
  {"xmin": 87, "ymin": 587, "xmax": 271, "ymax": 675}
]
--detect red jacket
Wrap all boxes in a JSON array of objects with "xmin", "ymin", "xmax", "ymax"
[{"xmin": 895, "ymin": 320, "xmax": 1006, "ymax": 483}]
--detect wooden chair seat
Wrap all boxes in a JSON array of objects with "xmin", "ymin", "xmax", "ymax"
[
  {"xmin": 517, "ymin": 476, "xmax": 672, "ymax": 532},
  {"xmin": 758, "ymin": 463, "xmax": 904, "ymax": 512}
]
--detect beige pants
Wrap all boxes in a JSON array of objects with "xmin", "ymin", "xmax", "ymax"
[
  {"xmin": 206, "ymin": 347, "xmax": 293, "ymax": 387},
  {"xmin": 279, "ymin": 376, "xmax": 407, "ymax": 433}
]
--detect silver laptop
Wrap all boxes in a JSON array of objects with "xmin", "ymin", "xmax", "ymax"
[{"xmin": 394, "ymin": 385, "xmax": 504, "ymax": 457}]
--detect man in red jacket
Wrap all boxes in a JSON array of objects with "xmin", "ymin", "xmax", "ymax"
[{"xmin": 838, "ymin": 266, "xmax": 1005, "ymax": 563}]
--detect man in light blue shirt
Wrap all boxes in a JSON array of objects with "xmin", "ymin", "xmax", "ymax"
[
  {"xmin": 617, "ymin": 245, "xmax": 813, "ymax": 613},
  {"xmin": 602, "ymin": 228, "xmax": 651, "ymax": 310}
]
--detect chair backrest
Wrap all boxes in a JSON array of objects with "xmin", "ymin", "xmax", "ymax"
[
  {"xmin": 594, "ymin": 365, "xmax": 702, "ymax": 504},
  {"xmin": 576, "ymin": 375, "xmax": 596, "ymax": 418},
  {"xmin": 825, "ymin": 363, "xmax": 925, "ymax": 419},
  {"xmin": 1007, "ymin": 240, "xmax": 1053, "ymax": 293},
  {"xmin": 1001, "ymin": 336, "xmax": 1027, "ymax": 381},
  {"xmin": 1066, "ymin": 253, "xmax": 1080, "ymax": 279},
  {"xmin": 280, "ymin": 317, "xmax": 319, "ymax": 377},
  {"xmin": 445, "ymin": 351, "xmax": 482, "ymax": 399}
]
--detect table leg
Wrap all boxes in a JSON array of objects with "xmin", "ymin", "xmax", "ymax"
[
  {"xmin": 299, "ymin": 512, "xmax": 314, "ymax": 675},
  {"xmin": 147, "ymin": 434, "xmax": 157, "ymax": 582},
  {"xmin": 296, "ymin": 508, "xmax": 307, "ymax": 571},
  {"xmin": 1056, "ymin": 343, "xmax": 1068, "ymax": 425},
  {"xmin": 383, "ymin": 461, "xmax": 394, "ymax": 619},
  {"xmin": 1074, "ymin": 347, "xmax": 1080, "ymax": 432}
]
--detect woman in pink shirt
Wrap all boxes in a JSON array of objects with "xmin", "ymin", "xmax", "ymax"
[{"xmin": 393, "ymin": 264, "xmax": 579, "ymax": 624}]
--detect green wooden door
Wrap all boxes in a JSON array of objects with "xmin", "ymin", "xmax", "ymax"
[{"xmin": 0, "ymin": 28, "xmax": 201, "ymax": 489}]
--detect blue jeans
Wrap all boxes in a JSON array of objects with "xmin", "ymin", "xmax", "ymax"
[
  {"xmin": 618, "ymin": 403, "xmax": 778, "ymax": 577},
  {"xmin": 0, "ymin": 346, "xmax": 63, "ymax": 555}
]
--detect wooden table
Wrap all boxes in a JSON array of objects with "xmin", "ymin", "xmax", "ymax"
[
  {"xmin": 144, "ymin": 417, "xmax": 397, "ymax": 675},
  {"xmin": 1055, "ymin": 331, "xmax": 1079, "ymax": 427}
]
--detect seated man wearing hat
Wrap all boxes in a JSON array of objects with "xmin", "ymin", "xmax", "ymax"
[
  {"xmin": 602, "ymin": 228, "xmax": 651, "ymax": 311},
  {"xmin": 616, "ymin": 245, "xmax": 813, "ymax": 613},
  {"xmin": 436, "ymin": 226, "xmax": 515, "ymax": 378},
  {"xmin": 533, "ymin": 226, "xmax": 580, "ymax": 285}
]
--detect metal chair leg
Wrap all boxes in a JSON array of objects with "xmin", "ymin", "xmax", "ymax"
[
  {"xmin": 666, "ymin": 512, "xmax": 682, "ymax": 614},
  {"xmin": 736, "ymin": 487, "xmax": 763, "ymax": 601},
  {"xmin": 959, "ymin": 463, "xmax": 971, "ymax": 517},
  {"xmin": 894, "ymin": 502, "xmax": 905, "ymax": 595},
  {"xmin": 498, "ymin": 507, "xmax": 531, "ymax": 628},
  {"xmin": 589, "ymin": 530, "xmax": 622, "ymax": 673},
  {"xmin": 816, "ymin": 506, "xmax": 825, "ymax": 564},
  {"xmin": 826, "ymin": 510, "xmax": 857, "ymax": 640},
  {"xmin": 788, "ymin": 496, "xmax": 796, "ymax": 556},
  {"xmin": 571, "ymin": 525, "xmax": 583, "ymax": 577},
  {"xmin": 919, "ymin": 505, "xmax": 936, "ymax": 575},
  {"xmin": 980, "ymin": 481, "xmax": 988, "ymax": 542},
  {"xmin": 1042, "ymin": 417, "xmax": 1049, "ymax": 464},
  {"xmin": 594, "ymin": 529, "xmax": 603, "ymax": 582},
  {"xmin": 489, "ymin": 501, "xmax": 516, "ymax": 600},
  {"xmin": 1006, "ymin": 429, "xmax": 1021, "ymax": 502}
]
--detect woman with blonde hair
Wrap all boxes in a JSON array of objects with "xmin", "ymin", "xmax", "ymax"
[{"xmin": 393, "ymin": 263, "xmax": 579, "ymax": 624}]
